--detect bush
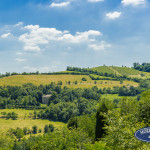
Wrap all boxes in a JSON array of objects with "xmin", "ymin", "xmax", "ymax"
[{"xmin": 82, "ymin": 77, "xmax": 87, "ymax": 81}]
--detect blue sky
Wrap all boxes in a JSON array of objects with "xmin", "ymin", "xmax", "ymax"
[{"xmin": 0, "ymin": 0, "xmax": 150, "ymax": 73}]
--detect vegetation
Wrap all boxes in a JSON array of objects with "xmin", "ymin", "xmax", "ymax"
[{"xmin": 1, "ymin": 65, "xmax": 150, "ymax": 149}]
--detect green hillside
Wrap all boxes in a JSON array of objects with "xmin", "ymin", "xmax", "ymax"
[
  {"xmin": 91, "ymin": 66, "xmax": 115, "ymax": 74},
  {"xmin": 90, "ymin": 66, "xmax": 150, "ymax": 77}
]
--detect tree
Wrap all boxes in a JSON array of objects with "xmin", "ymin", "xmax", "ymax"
[
  {"xmin": 32, "ymin": 125, "xmax": 38, "ymax": 134},
  {"xmin": 95, "ymin": 99, "xmax": 113, "ymax": 141},
  {"xmin": 16, "ymin": 128, "xmax": 24, "ymax": 141},
  {"xmin": 33, "ymin": 111, "xmax": 37, "ymax": 119},
  {"xmin": 44, "ymin": 125, "xmax": 49, "ymax": 133}
]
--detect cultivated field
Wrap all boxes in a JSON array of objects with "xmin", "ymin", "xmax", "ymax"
[
  {"xmin": 0, "ymin": 75, "xmax": 139, "ymax": 88},
  {"xmin": 0, "ymin": 75, "xmax": 91, "ymax": 86},
  {"xmin": 91, "ymin": 66, "xmax": 150, "ymax": 77}
]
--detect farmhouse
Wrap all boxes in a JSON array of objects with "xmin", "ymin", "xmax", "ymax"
[{"xmin": 42, "ymin": 95, "xmax": 51, "ymax": 104}]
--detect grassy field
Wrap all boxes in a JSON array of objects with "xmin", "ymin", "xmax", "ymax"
[
  {"xmin": 0, "ymin": 74, "xmax": 138, "ymax": 88},
  {"xmin": 91, "ymin": 66, "xmax": 115, "ymax": 74},
  {"xmin": 0, "ymin": 74, "xmax": 92, "ymax": 86},
  {"xmin": 0, "ymin": 109, "xmax": 38, "ymax": 118},
  {"xmin": 111, "ymin": 66, "xmax": 144, "ymax": 76},
  {"xmin": 101, "ymin": 94, "xmax": 136, "ymax": 101},
  {"xmin": 0, "ymin": 109, "xmax": 65, "ymax": 134},
  {"xmin": 90, "ymin": 66, "xmax": 150, "ymax": 77}
]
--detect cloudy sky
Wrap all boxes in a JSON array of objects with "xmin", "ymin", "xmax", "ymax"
[{"xmin": 0, "ymin": 0, "xmax": 150, "ymax": 73}]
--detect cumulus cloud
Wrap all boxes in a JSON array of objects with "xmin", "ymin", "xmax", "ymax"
[
  {"xmin": 19, "ymin": 25, "xmax": 103, "ymax": 52},
  {"xmin": 1, "ymin": 33, "xmax": 11, "ymax": 38},
  {"xmin": 50, "ymin": 2, "xmax": 70, "ymax": 8},
  {"xmin": 88, "ymin": 0, "xmax": 104, "ymax": 2},
  {"xmin": 106, "ymin": 11, "xmax": 122, "ymax": 19},
  {"xmin": 121, "ymin": 0, "xmax": 145, "ymax": 6},
  {"xmin": 89, "ymin": 41, "xmax": 111, "ymax": 51}
]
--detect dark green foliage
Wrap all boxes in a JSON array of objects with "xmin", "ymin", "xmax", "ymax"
[
  {"xmin": 95, "ymin": 99, "xmax": 114, "ymax": 141},
  {"xmin": 16, "ymin": 128, "xmax": 24, "ymax": 140},
  {"xmin": 67, "ymin": 117, "xmax": 78, "ymax": 129},
  {"xmin": 44, "ymin": 124, "xmax": 54, "ymax": 134},
  {"xmin": 82, "ymin": 77, "xmax": 87, "ymax": 81},
  {"xmin": 133, "ymin": 62, "xmax": 150, "ymax": 72},
  {"xmin": 32, "ymin": 125, "xmax": 38, "ymax": 134},
  {"xmin": 23, "ymin": 127, "xmax": 28, "ymax": 135},
  {"xmin": 44, "ymin": 125, "xmax": 49, "ymax": 133}
]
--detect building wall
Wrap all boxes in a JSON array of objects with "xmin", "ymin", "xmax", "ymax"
[{"xmin": 42, "ymin": 95, "xmax": 51, "ymax": 104}]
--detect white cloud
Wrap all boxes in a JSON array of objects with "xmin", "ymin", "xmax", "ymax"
[
  {"xmin": 14, "ymin": 22, "xmax": 23, "ymax": 27},
  {"xmin": 50, "ymin": 2, "xmax": 70, "ymax": 8},
  {"xmin": 19, "ymin": 25, "xmax": 103, "ymax": 52},
  {"xmin": 1, "ymin": 33, "xmax": 11, "ymax": 38},
  {"xmin": 88, "ymin": 0, "xmax": 104, "ymax": 2},
  {"xmin": 106, "ymin": 11, "xmax": 122, "ymax": 19},
  {"xmin": 16, "ymin": 58, "xmax": 26, "ymax": 62},
  {"xmin": 89, "ymin": 41, "xmax": 111, "ymax": 51},
  {"xmin": 121, "ymin": 0, "xmax": 145, "ymax": 6}
]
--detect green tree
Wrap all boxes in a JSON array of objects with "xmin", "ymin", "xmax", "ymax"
[
  {"xmin": 32, "ymin": 125, "xmax": 38, "ymax": 134},
  {"xmin": 44, "ymin": 125, "xmax": 49, "ymax": 133}
]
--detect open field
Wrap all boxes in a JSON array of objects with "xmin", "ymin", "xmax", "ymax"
[
  {"xmin": 91, "ymin": 66, "xmax": 115, "ymax": 74},
  {"xmin": 101, "ymin": 94, "xmax": 136, "ymax": 101},
  {"xmin": 111, "ymin": 66, "xmax": 145, "ymax": 76},
  {"xmin": 0, "ymin": 75, "xmax": 139, "ymax": 88},
  {"xmin": 0, "ymin": 109, "xmax": 38, "ymax": 118},
  {"xmin": 0, "ymin": 75, "xmax": 92, "ymax": 86},
  {"xmin": 0, "ymin": 109, "xmax": 65, "ymax": 134},
  {"xmin": 0, "ymin": 119, "xmax": 65, "ymax": 134}
]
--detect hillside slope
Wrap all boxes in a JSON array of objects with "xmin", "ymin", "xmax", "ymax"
[{"xmin": 91, "ymin": 66, "xmax": 150, "ymax": 77}]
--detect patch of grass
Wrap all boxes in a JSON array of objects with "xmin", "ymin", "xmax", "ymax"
[
  {"xmin": 0, "ymin": 109, "xmax": 38, "ymax": 118},
  {"xmin": 91, "ymin": 66, "xmax": 115, "ymax": 74},
  {"xmin": 0, "ymin": 119, "xmax": 65, "ymax": 134},
  {"xmin": 101, "ymin": 94, "xmax": 136, "ymax": 101},
  {"xmin": 111, "ymin": 66, "xmax": 145, "ymax": 76}
]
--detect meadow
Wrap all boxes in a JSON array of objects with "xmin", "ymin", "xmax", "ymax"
[
  {"xmin": 0, "ymin": 109, "xmax": 65, "ymax": 134},
  {"xmin": 0, "ymin": 74, "xmax": 139, "ymax": 88}
]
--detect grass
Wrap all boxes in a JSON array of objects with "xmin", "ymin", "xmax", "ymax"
[
  {"xmin": 0, "ymin": 119, "xmax": 65, "ymax": 134},
  {"xmin": 0, "ymin": 109, "xmax": 38, "ymax": 118},
  {"xmin": 101, "ymin": 94, "xmax": 136, "ymax": 101},
  {"xmin": 91, "ymin": 66, "xmax": 115, "ymax": 74},
  {"xmin": 0, "ymin": 109, "xmax": 65, "ymax": 134},
  {"xmin": 0, "ymin": 75, "xmax": 92, "ymax": 86},
  {"xmin": 90, "ymin": 66, "xmax": 150, "ymax": 78},
  {"xmin": 0, "ymin": 74, "xmax": 138, "ymax": 89},
  {"xmin": 111, "ymin": 66, "xmax": 144, "ymax": 76}
]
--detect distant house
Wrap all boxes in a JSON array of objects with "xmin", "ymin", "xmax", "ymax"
[{"xmin": 42, "ymin": 95, "xmax": 51, "ymax": 104}]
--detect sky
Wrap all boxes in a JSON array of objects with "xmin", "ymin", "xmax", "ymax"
[{"xmin": 0, "ymin": 0, "xmax": 150, "ymax": 73}]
